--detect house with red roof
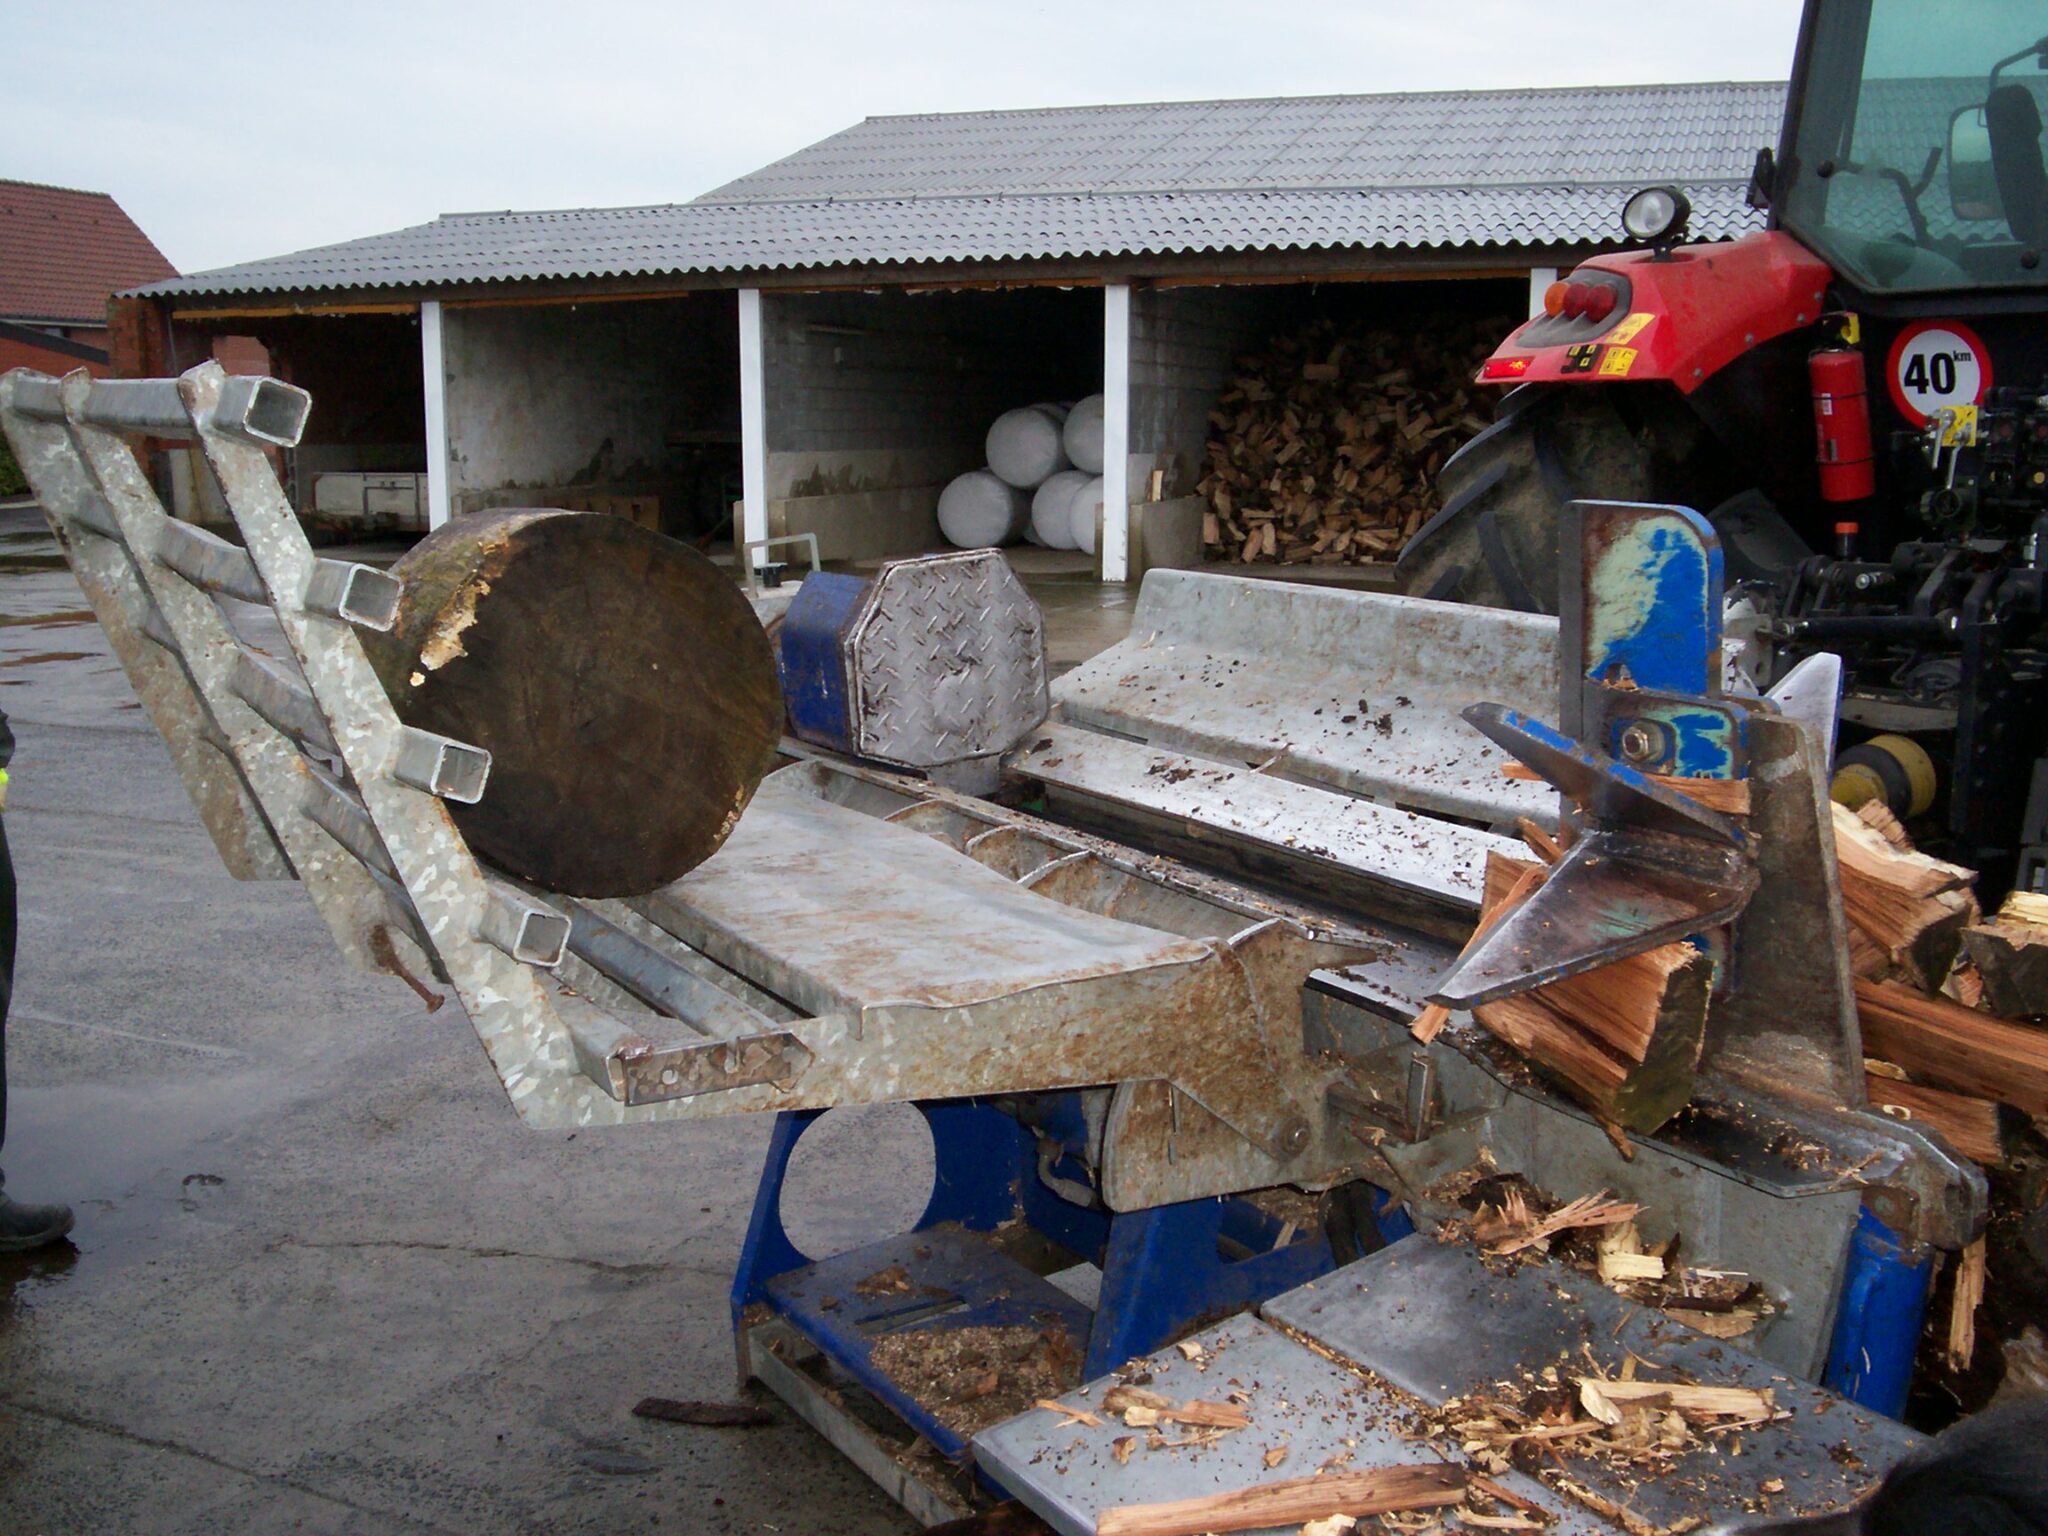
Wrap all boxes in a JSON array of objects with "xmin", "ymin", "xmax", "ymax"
[{"xmin": 0, "ymin": 178, "xmax": 176, "ymax": 377}]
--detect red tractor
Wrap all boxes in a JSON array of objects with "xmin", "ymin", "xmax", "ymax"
[{"xmin": 1400, "ymin": 0, "xmax": 2048, "ymax": 893}]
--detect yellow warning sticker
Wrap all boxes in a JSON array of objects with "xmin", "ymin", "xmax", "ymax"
[
  {"xmin": 1940, "ymin": 404, "xmax": 1980, "ymax": 447},
  {"xmin": 1607, "ymin": 312, "xmax": 1657, "ymax": 345},
  {"xmin": 1597, "ymin": 346, "xmax": 1638, "ymax": 377}
]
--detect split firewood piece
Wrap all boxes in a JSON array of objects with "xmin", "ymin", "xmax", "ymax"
[
  {"xmin": 1948, "ymin": 1237, "xmax": 1987, "ymax": 1372},
  {"xmin": 1864, "ymin": 1069, "xmax": 2006, "ymax": 1165},
  {"xmin": 1470, "ymin": 853, "xmax": 1711, "ymax": 1132},
  {"xmin": 1411, "ymin": 861, "xmax": 1546, "ymax": 1044},
  {"xmin": 1576, "ymin": 1378, "xmax": 1775, "ymax": 1426},
  {"xmin": 1166, "ymin": 1400, "xmax": 1251, "ymax": 1430},
  {"xmin": 1856, "ymin": 978, "xmax": 2048, "ymax": 1118},
  {"xmin": 1832, "ymin": 803, "xmax": 1978, "ymax": 992},
  {"xmin": 1501, "ymin": 761, "xmax": 1751, "ymax": 816},
  {"xmin": 1093, "ymin": 1464, "xmax": 1467, "ymax": 1536},
  {"xmin": 1961, "ymin": 889, "xmax": 2048, "ymax": 1019}
]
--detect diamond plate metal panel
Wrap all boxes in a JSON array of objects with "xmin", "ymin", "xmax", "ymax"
[{"xmin": 847, "ymin": 550, "xmax": 1048, "ymax": 769}]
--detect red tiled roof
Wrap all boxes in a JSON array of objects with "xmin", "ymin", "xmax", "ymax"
[{"xmin": 0, "ymin": 178, "xmax": 176, "ymax": 325}]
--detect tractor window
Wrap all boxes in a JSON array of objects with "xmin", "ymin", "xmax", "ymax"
[{"xmin": 1781, "ymin": 0, "xmax": 2048, "ymax": 292}]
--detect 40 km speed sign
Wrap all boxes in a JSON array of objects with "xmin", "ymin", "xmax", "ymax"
[{"xmin": 1886, "ymin": 320, "xmax": 1992, "ymax": 426}]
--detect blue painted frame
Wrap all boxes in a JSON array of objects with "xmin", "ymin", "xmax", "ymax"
[{"xmin": 730, "ymin": 1096, "xmax": 1398, "ymax": 1451}]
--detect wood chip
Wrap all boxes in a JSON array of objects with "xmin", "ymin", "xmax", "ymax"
[
  {"xmin": 1036, "ymin": 1398, "xmax": 1101, "ymax": 1428},
  {"xmin": 854, "ymin": 1263, "xmax": 913, "ymax": 1296},
  {"xmin": 1578, "ymin": 1378, "xmax": 1774, "ymax": 1425},
  {"xmin": 1948, "ymin": 1236, "xmax": 1986, "ymax": 1371},
  {"xmin": 1478, "ymin": 1190, "xmax": 1641, "ymax": 1257}
]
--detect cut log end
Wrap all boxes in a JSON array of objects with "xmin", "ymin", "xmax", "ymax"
[{"xmin": 366, "ymin": 508, "xmax": 783, "ymax": 897}]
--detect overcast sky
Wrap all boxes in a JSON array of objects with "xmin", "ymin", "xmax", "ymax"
[{"xmin": 17, "ymin": 1, "xmax": 1804, "ymax": 274}]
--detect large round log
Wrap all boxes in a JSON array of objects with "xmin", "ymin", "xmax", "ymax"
[{"xmin": 365, "ymin": 508, "xmax": 782, "ymax": 897}]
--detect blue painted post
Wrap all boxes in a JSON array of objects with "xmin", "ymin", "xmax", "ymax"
[
  {"xmin": 1821, "ymin": 1206, "xmax": 1936, "ymax": 1418},
  {"xmin": 1085, "ymin": 1197, "xmax": 1336, "ymax": 1377},
  {"xmin": 729, "ymin": 1108, "xmax": 824, "ymax": 1326},
  {"xmin": 774, "ymin": 571, "xmax": 869, "ymax": 748}
]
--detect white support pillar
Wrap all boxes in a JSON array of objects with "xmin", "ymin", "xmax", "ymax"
[
  {"xmin": 737, "ymin": 288, "xmax": 769, "ymax": 565},
  {"xmin": 419, "ymin": 300, "xmax": 452, "ymax": 529},
  {"xmin": 1101, "ymin": 282, "xmax": 1132, "ymax": 582},
  {"xmin": 1526, "ymin": 266, "xmax": 1560, "ymax": 317}
]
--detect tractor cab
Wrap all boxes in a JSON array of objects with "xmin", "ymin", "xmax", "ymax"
[
  {"xmin": 1776, "ymin": 0, "xmax": 2048, "ymax": 299},
  {"xmin": 1401, "ymin": 0, "xmax": 2048, "ymax": 894}
]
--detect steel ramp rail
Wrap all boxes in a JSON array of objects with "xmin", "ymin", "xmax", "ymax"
[{"xmin": 0, "ymin": 364, "xmax": 622, "ymax": 1128}]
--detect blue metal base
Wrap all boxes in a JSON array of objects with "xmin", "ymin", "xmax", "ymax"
[{"xmin": 731, "ymin": 1097, "xmax": 1383, "ymax": 1458}]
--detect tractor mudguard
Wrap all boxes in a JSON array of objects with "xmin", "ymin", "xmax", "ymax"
[{"xmin": 1480, "ymin": 231, "xmax": 1832, "ymax": 395}]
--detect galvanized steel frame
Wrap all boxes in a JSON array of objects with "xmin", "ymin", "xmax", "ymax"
[{"xmin": 0, "ymin": 365, "xmax": 1399, "ymax": 1202}]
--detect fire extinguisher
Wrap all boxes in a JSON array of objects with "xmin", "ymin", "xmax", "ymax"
[{"xmin": 1810, "ymin": 345, "xmax": 1876, "ymax": 503}]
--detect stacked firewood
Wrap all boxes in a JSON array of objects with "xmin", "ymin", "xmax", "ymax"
[
  {"xmin": 1198, "ymin": 313, "xmax": 1511, "ymax": 565},
  {"xmin": 1833, "ymin": 799, "xmax": 2048, "ymax": 1171}
]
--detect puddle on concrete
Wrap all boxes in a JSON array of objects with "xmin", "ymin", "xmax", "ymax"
[
  {"xmin": 0, "ymin": 1241, "xmax": 78, "ymax": 1324},
  {"xmin": 0, "ymin": 1070, "xmax": 275, "ymax": 1302}
]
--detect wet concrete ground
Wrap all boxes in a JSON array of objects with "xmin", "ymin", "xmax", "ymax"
[{"xmin": 0, "ymin": 501, "xmax": 1139, "ymax": 1535}]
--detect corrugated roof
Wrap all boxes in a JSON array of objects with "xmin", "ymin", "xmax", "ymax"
[
  {"xmin": 703, "ymin": 82, "xmax": 1788, "ymax": 203},
  {"xmin": 0, "ymin": 179, "xmax": 176, "ymax": 323},
  {"xmin": 142, "ymin": 81, "xmax": 1786, "ymax": 300}
]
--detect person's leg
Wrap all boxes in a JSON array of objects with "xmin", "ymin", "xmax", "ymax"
[{"xmin": 0, "ymin": 806, "xmax": 73, "ymax": 1251}]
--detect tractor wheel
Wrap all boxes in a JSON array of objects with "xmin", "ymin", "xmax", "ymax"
[{"xmin": 1396, "ymin": 386, "xmax": 1665, "ymax": 613}]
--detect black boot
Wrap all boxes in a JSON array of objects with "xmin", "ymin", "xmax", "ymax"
[{"xmin": 0, "ymin": 1174, "xmax": 72, "ymax": 1252}]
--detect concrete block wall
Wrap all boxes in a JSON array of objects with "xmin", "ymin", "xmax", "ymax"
[
  {"xmin": 441, "ymin": 294, "xmax": 737, "ymax": 520},
  {"xmin": 762, "ymin": 288, "xmax": 1100, "ymax": 559},
  {"xmin": 1127, "ymin": 286, "xmax": 1281, "ymax": 504}
]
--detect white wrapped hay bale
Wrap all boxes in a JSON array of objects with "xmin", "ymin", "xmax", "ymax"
[
  {"xmin": 1031, "ymin": 469, "xmax": 1091, "ymax": 550},
  {"xmin": 937, "ymin": 469, "xmax": 1029, "ymax": 548},
  {"xmin": 1062, "ymin": 394, "xmax": 1106, "ymax": 474},
  {"xmin": 986, "ymin": 406, "xmax": 1070, "ymax": 489},
  {"xmin": 1069, "ymin": 475, "xmax": 1104, "ymax": 555}
]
